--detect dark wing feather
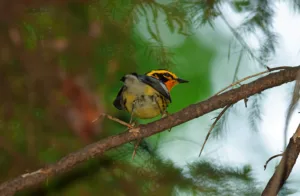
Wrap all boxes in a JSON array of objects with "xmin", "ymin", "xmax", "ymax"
[
  {"xmin": 138, "ymin": 75, "xmax": 171, "ymax": 103},
  {"xmin": 113, "ymin": 86, "xmax": 125, "ymax": 110}
]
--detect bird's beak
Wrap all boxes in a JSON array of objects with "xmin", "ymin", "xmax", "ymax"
[{"xmin": 176, "ymin": 78, "xmax": 189, "ymax": 83}]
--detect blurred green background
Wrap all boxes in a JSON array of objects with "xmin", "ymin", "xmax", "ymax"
[{"xmin": 1, "ymin": 1, "xmax": 217, "ymax": 195}]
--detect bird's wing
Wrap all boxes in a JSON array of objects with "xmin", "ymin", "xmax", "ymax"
[
  {"xmin": 138, "ymin": 75, "xmax": 172, "ymax": 103},
  {"xmin": 113, "ymin": 86, "xmax": 125, "ymax": 110}
]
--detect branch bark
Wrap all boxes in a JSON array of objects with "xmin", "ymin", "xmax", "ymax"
[
  {"xmin": 0, "ymin": 66, "xmax": 299, "ymax": 196},
  {"xmin": 262, "ymin": 124, "xmax": 300, "ymax": 196}
]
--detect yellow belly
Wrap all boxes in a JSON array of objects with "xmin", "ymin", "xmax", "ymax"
[
  {"xmin": 132, "ymin": 104, "xmax": 162, "ymax": 119},
  {"xmin": 122, "ymin": 90, "xmax": 169, "ymax": 119}
]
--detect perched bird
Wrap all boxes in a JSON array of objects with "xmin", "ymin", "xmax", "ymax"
[{"xmin": 113, "ymin": 70, "xmax": 189, "ymax": 125}]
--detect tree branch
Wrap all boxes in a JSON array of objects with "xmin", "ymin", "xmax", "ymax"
[
  {"xmin": 262, "ymin": 124, "xmax": 300, "ymax": 196},
  {"xmin": 0, "ymin": 66, "xmax": 299, "ymax": 196}
]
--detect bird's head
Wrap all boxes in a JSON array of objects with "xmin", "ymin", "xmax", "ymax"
[{"xmin": 146, "ymin": 69, "xmax": 189, "ymax": 91}]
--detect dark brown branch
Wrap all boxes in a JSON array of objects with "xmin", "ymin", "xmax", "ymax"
[
  {"xmin": 283, "ymin": 70, "xmax": 300, "ymax": 149},
  {"xmin": 262, "ymin": 124, "xmax": 300, "ymax": 196},
  {"xmin": 0, "ymin": 66, "xmax": 299, "ymax": 196}
]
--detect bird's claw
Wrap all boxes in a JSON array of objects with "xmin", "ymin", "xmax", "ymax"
[
  {"xmin": 129, "ymin": 127, "xmax": 140, "ymax": 137},
  {"xmin": 124, "ymin": 121, "xmax": 140, "ymax": 136}
]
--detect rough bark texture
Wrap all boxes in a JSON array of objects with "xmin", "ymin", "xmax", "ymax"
[
  {"xmin": 262, "ymin": 124, "xmax": 300, "ymax": 196},
  {"xmin": 0, "ymin": 66, "xmax": 299, "ymax": 196}
]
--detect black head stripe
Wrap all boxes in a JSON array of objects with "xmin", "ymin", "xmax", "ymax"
[
  {"xmin": 163, "ymin": 72, "xmax": 174, "ymax": 79},
  {"xmin": 146, "ymin": 70, "xmax": 177, "ymax": 83},
  {"xmin": 155, "ymin": 73, "xmax": 169, "ymax": 83}
]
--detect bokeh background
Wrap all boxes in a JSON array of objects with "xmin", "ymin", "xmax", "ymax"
[{"xmin": 1, "ymin": 0, "xmax": 300, "ymax": 195}]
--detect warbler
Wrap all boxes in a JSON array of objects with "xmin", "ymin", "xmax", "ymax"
[{"xmin": 113, "ymin": 70, "xmax": 189, "ymax": 124}]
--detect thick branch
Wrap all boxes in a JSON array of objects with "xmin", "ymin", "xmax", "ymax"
[
  {"xmin": 0, "ymin": 66, "xmax": 299, "ymax": 196},
  {"xmin": 262, "ymin": 124, "xmax": 300, "ymax": 196}
]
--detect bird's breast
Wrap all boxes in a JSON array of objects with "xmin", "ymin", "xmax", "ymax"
[{"xmin": 123, "ymin": 90, "xmax": 169, "ymax": 119}]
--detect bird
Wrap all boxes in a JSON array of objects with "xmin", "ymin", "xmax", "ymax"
[{"xmin": 113, "ymin": 69, "xmax": 189, "ymax": 127}]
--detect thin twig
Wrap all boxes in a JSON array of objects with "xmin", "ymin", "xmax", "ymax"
[
  {"xmin": 232, "ymin": 49, "xmax": 244, "ymax": 83},
  {"xmin": 244, "ymin": 98, "xmax": 248, "ymax": 108},
  {"xmin": 264, "ymin": 153, "xmax": 283, "ymax": 170},
  {"xmin": 217, "ymin": 5, "xmax": 265, "ymax": 67},
  {"xmin": 21, "ymin": 168, "xmax": 51, "ymax": 178},
  {"xmin": 199, "ymin": 104, "xmax": 232, "ymax": 157},
  {"xmin": 93, "ymin": 113, "xmax": 133, "ymax": 128},
  {"xmin": 132, "ymin": 138, "xmax": 142, "ymax": 160},
  {"xmin": 214, "ymin": 66, "xmax": 293, "ymax": 96}
]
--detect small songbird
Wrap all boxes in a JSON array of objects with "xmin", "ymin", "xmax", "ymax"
[{"xmin": 113, "ymin": 70, "xmax": 189, "ymax": 125}]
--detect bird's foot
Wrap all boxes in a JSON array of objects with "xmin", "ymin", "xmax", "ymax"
[
  {"xmin": 128, "ymin": 121, "xmax": 140, "ymax": 136},
  {"xmin": 123, "ymin": 121, "xmax": 140, "ymax": 136}
]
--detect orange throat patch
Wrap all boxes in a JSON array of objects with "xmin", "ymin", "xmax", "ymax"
[{"xmin": 164, "ymin": 80, "xmax": 177, "ymax": 91}]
